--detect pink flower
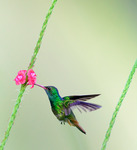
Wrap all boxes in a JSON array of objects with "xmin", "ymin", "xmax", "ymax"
[
  {"xmin": 27, "ymin": 69, "xmax": 37, "ymax": 88},
  {"xmin": 14, "ymin": 70, "xmax": 27, "ymax": 85},
  {"xmin": 14, "ymin": 69, "xmax": 37, "ymax": 88}
]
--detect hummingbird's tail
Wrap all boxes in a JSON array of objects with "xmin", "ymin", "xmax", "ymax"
[
  {"xmin": 67, "ymin": 119, "xmax": 86, "ymax": 134},
  {"xmin": 75, "ymin": 122, "xmax": 86, "ymax": 134}
]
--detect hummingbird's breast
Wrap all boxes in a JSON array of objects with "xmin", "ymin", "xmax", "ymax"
[{"xmin": 51, "ymin": 101, "xmax": 66, "ymax": 121}]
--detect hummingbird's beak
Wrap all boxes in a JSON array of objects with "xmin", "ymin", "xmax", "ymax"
[{"xmin": 34, "ymin": 83, "xmax": 47, "ymax": 89}]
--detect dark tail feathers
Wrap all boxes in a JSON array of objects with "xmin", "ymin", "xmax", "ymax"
[{"xmin": 69, "ymin": 119, "xmax": 86, "ymax": 134}]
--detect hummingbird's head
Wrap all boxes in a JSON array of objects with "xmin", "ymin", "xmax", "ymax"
[
  {"xmin": 44, "ymin": 86, "xmax": 59, "ymax": 96},
  {"xmin": 35, "ymin": 84, "xmax": 60, "ymax": 98}
]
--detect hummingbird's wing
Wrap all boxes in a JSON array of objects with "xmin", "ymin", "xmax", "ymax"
[
  {"xmin": 63, "ymin": 94, "xmax": 100, "ymax": 101},
  {"xmin": 69, "ymin": 101, "xmax": 101, "ymax": 112},
  {"xmin": 63, "ymin": 94, "xmax": 101, "ymax": 114}
]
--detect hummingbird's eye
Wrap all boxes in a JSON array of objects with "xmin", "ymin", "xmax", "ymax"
[{"xmin": 47, "ymin": 87, "xmax": 51, "ymax": 91}]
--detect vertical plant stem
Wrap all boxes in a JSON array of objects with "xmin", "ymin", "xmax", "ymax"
[
  {"xmin": 101, "ymin": 59, "xmax": 137, "ymax": 150},
  {"xmin": 0, "ymin": 84, "xmax": 26, "ymax": 150},
  {"xmin": 0, "ymin": 0, "xmax": 58, "ymax": 149},
  {"xmin": 28, "ymin": 0, "xmax": 58, "ymax": 70}
]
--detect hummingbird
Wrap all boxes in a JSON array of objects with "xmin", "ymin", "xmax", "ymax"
[{"xmin": 35, "ymin": 83, "xmax": 101, "ymax": 134}]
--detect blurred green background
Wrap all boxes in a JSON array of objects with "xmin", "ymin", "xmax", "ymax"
[{"xmin": 0, "ymin": 0, "xmax": 137, "ymax": 150}]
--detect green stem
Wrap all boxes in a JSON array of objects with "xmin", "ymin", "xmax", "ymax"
[
  {"xmin": 0, "ymin": 84, "xmax": 26, "ymax": 150},
  {"xmin": 0, "ymin": 0, "xmax": 58, "ymax": 149},
  {"xmin": 101, "ymin": 59, "xmax": 137, "ymax": 150},
  {"xmin": 28, "ymin": 0, "xmax": 58, "ymax": 70}
]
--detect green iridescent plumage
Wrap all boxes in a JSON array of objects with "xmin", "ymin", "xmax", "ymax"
[{"xmin": 35, "ymin": 84, "xmax": 101, "ymax": 134}]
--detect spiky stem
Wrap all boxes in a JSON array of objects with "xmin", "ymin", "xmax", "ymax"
[
  {"xmin": 0, "ymin": 0, "xmax": 58, "ymax": 149},
  {"xmin": 101, "ymin": 59, "xmax": 137, "ymax": 150}
]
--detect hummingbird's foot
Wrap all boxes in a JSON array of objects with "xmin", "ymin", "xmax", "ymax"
[{"xmin": 60, "ymin": 121, "xmax": 65, "ymax": 125}]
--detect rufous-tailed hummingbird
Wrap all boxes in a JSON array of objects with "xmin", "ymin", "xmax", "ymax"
[{"xmin": 35, "ymin": 83, "xmax": 101, "ymax": 134}]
